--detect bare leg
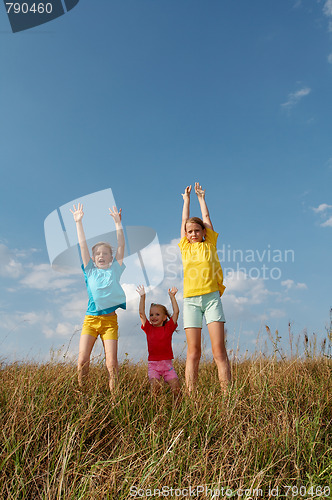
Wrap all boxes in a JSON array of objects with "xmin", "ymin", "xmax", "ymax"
[
  {"xmin": 207, "ymin": 321, "xmax": 231, "ymax": 391},
  {"xmin": 185, "ymin": 328, "xmax": 202, "ymax": 393},
  {"xmin": 77, "ymin": 334, "xmax": 97, "ymax": 389},
  {"xmin": 102, "ymin": 339, "xmax": 118, "ymax": 393},
  {"xmin": 167, "ymin": 378, "xmax": 181, "ymax": 401}
]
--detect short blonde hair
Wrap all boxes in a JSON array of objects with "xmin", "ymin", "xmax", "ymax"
[{"xmin": 91, "ymin": 242, "xmax": 113, "ymax": 257}]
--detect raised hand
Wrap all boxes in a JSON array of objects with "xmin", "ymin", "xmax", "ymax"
[
  {"xmin": 109, "ymin": 206, "xmax": 122, "ymax": 224},
  {"xmin": 168, "ymin": 287, "xmax": 179, "ymax": 322},
  {"xmin": 181, "ymin": 185, "xmax": 192, "ymax": 200},
  {"xmin": 136, "ymin": 285, "xmax": 146, "ymax": 297},
  {"xmin": 168, "ymin": 287, "xmax": 178, "ymax": 297},
  {"xmin": 70, "ymin": 203, "xmax": 84, "ymax": 223},
  {"xmin": 194, "ymin": 182, "xmax": 205, "ymax": 199}
]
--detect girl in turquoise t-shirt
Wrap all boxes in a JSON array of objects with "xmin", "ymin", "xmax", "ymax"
[{"xmin": 70, "ymin": 203, "xmax": 126, "ymax": 393}]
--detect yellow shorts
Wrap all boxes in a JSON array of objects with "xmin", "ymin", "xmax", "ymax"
[{"xmin": 81, "ymin": 314, "xmax": 118, "ymax": 341}]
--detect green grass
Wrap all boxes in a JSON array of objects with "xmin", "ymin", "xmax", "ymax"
[{"xmin": 0, "ymin": 351, "xmax": 331, "ymax": 499}]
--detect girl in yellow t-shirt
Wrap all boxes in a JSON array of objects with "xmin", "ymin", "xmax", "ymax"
[{"xmin": 179, "ymin": 182, "xmax": 231, "ymax": 392}]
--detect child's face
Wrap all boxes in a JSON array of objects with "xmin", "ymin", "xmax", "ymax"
[
  {"xmin": 185, "ymin": 222, "xmax": 206, "ymax": 243},
  {"xmin": 149, "ymin": 305, "xmax": 167, "ymax": 327},
  {"xmin": 92, "ymin": 245, "xmax": 112, "ymax": 269}
]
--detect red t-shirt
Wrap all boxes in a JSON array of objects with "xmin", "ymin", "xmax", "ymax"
[{"xmin": 141, "ymin": 318, "xmax": 177, "ymax": 361}]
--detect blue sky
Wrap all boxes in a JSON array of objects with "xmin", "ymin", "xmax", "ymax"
[{"xmin": 0, "ymin": 0, "xmax": 331, "ymax": 364}]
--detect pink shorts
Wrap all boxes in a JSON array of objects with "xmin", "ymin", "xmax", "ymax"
[{"xmin": 148, "ymin": 360, "xmax": 179, "ymax": 382}]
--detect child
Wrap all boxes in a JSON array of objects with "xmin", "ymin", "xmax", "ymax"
[
  {"xmin": 179, "ymin": 182, "xmax": 231, "ymax": 392},
  {"xmin": 136, "ymin": 285, "xmax": 180, "ymax": 397},
  {"xmin": 70, "ymin": 202, "xmax": 126, "ymax": 392}
]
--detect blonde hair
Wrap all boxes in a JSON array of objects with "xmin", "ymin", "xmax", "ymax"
[
  {"xmin": 185, "ymin": 217, "xmax": 205, "ymax": 230},
  {"xmin": 150, "ymin": 303, "xmax": 171, "ymax": 326},
  {"xmin": 91, "ymin": 242, "xmax": 113, "ymax": 257}
]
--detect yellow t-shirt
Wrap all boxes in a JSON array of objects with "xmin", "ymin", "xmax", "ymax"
[{"xmin": 178, "ymin": 227, "xmax": 225, "ymax": 298}]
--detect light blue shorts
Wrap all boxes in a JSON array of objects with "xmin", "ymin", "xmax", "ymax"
[{"xmin": 183, "ymin": 291, "xmax": 226, "ymax": 329}]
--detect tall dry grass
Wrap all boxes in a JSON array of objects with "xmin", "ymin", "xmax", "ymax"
[{"xmin": 0, "ymin": 335, "xmax": 331, "ymax": 499}]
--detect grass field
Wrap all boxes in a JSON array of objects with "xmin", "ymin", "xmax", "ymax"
[{"xmin": 0, "ymin": 333, "xmax": 331, "ymax": 499}]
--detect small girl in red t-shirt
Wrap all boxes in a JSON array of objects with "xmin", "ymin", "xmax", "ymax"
[{"xmin": 136, "ymin": 285, "xmax": 180, "ymax": 397}]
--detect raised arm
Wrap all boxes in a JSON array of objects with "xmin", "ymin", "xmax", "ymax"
[
  {"xmin": 181, "ymin": 185, "xmax": 192, "ymax": 238},
  {"xmin": 136, "ymin": 285, "xmax": 147, "ymax": 326},
  {"xmin": 168, "ymin": 287, "xmax": 179, "ymax": 324},
  {"xmin": 195, "ymin": 182, "xmax": 213, "ymax": 230},
  {"xmin": 70, "ymin": 203, "xmax": 91, "ymax": 268},
  {"xmin": 109, "ymin": 206, "xmax": 125, "ymax": 267}
]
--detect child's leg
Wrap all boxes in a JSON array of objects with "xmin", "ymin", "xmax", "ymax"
[
  {"xmin": 167, "ymin": 378, "xmax": 181, "ymax": 399},
  {"xmin": 78, "ymin": 334, "xmax": 97, "ymax": 388},
  {"xmin": 162, "ymin": 361, "xmax": 181, "ymax": 399},
  {"xmin": 150, "ymin": 377, "xmax": 162, "ymax": 395},
  {"xmin": 185, "ymin": 328, "xmax": 202, "ymax": 392},
  {"xmin": 148, "ymin": 361, "xmax": 162, "ymax": 395},
  {"xmin": 102, "ymin": 339, "xmax": 118, "ymax": 392},
  {"xmin": 207, "ymin": 321, "xmax": 231, "ymax": 391}
]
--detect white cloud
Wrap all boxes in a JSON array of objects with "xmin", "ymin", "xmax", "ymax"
[
  {"xmin": 38, "ymin": 307, "xmax": 82, "ymax": 339},
  {"xmin": 20, "ymin": 311, "xmax": 44, "ymax": 324},
  {"xmin": 281, "ymin": 279, "xmax": 294, "ymax": 290},
  {"xmin": 0, "ymin": 244, "xmax": 23, "ymax": 279},
  {"xmin": 269, "ymin": 309, "xmax": 287, "ymax": 319},
  {"xmin": 323, "ymin": 0, "xmax": 332, "ymax": 17},
  {"xmin": 321, "ymin": 216, "xmax": 332, "ymax": 227},
  {"xmin": 281, "ymin": 87, "xmax": 311, "ymax": 110},
  {"xmin": 20, "ymin": 263, "xmax": 78, "ymax": 291},
  {"xmin": 59, "ymin": 293, "xmax": 87, "ymax": 319},
  {"xmin": 57, "ymin": 322, "xmax": 79, "ymax": 337},
  {"xmin": 14, "ymin": 248, "xmax": 40, "ymax": 258},
  {"xmin": 323, "ymin": 0, "xmax": 332, "ymax": 31},
  {"xmin": 312, "ymin": 203, "xmax": 332, "ymax": 227},
  {"xmin": 312, "ymin": 203, "xmax": 332, "ymax": 213},
  {"xmin": 281, "ymin": 279, "xmax": 307, "ymax": 290},
  {"xmin": 0, "ymin": 310, "xmax": 54, "ymax": 337},
  {"xmin": 328, "ymin": 53, "xmax": 332, "ymax": 64},
  {"xmin": 0, "ymin": 243, "xmax": 80, "ymax": 291},
  {"xmin": 225, "ymin": 270, "xmax": 271, "ymax": 304},
  {"xmin": 221, "ymin": 270, "xmax": 277, "ymax": 325}
]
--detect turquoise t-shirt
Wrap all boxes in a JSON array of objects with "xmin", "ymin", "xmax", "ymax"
[{"xmin": 82, "ymin": 258, "xmax": 126, "ymax": 316}]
